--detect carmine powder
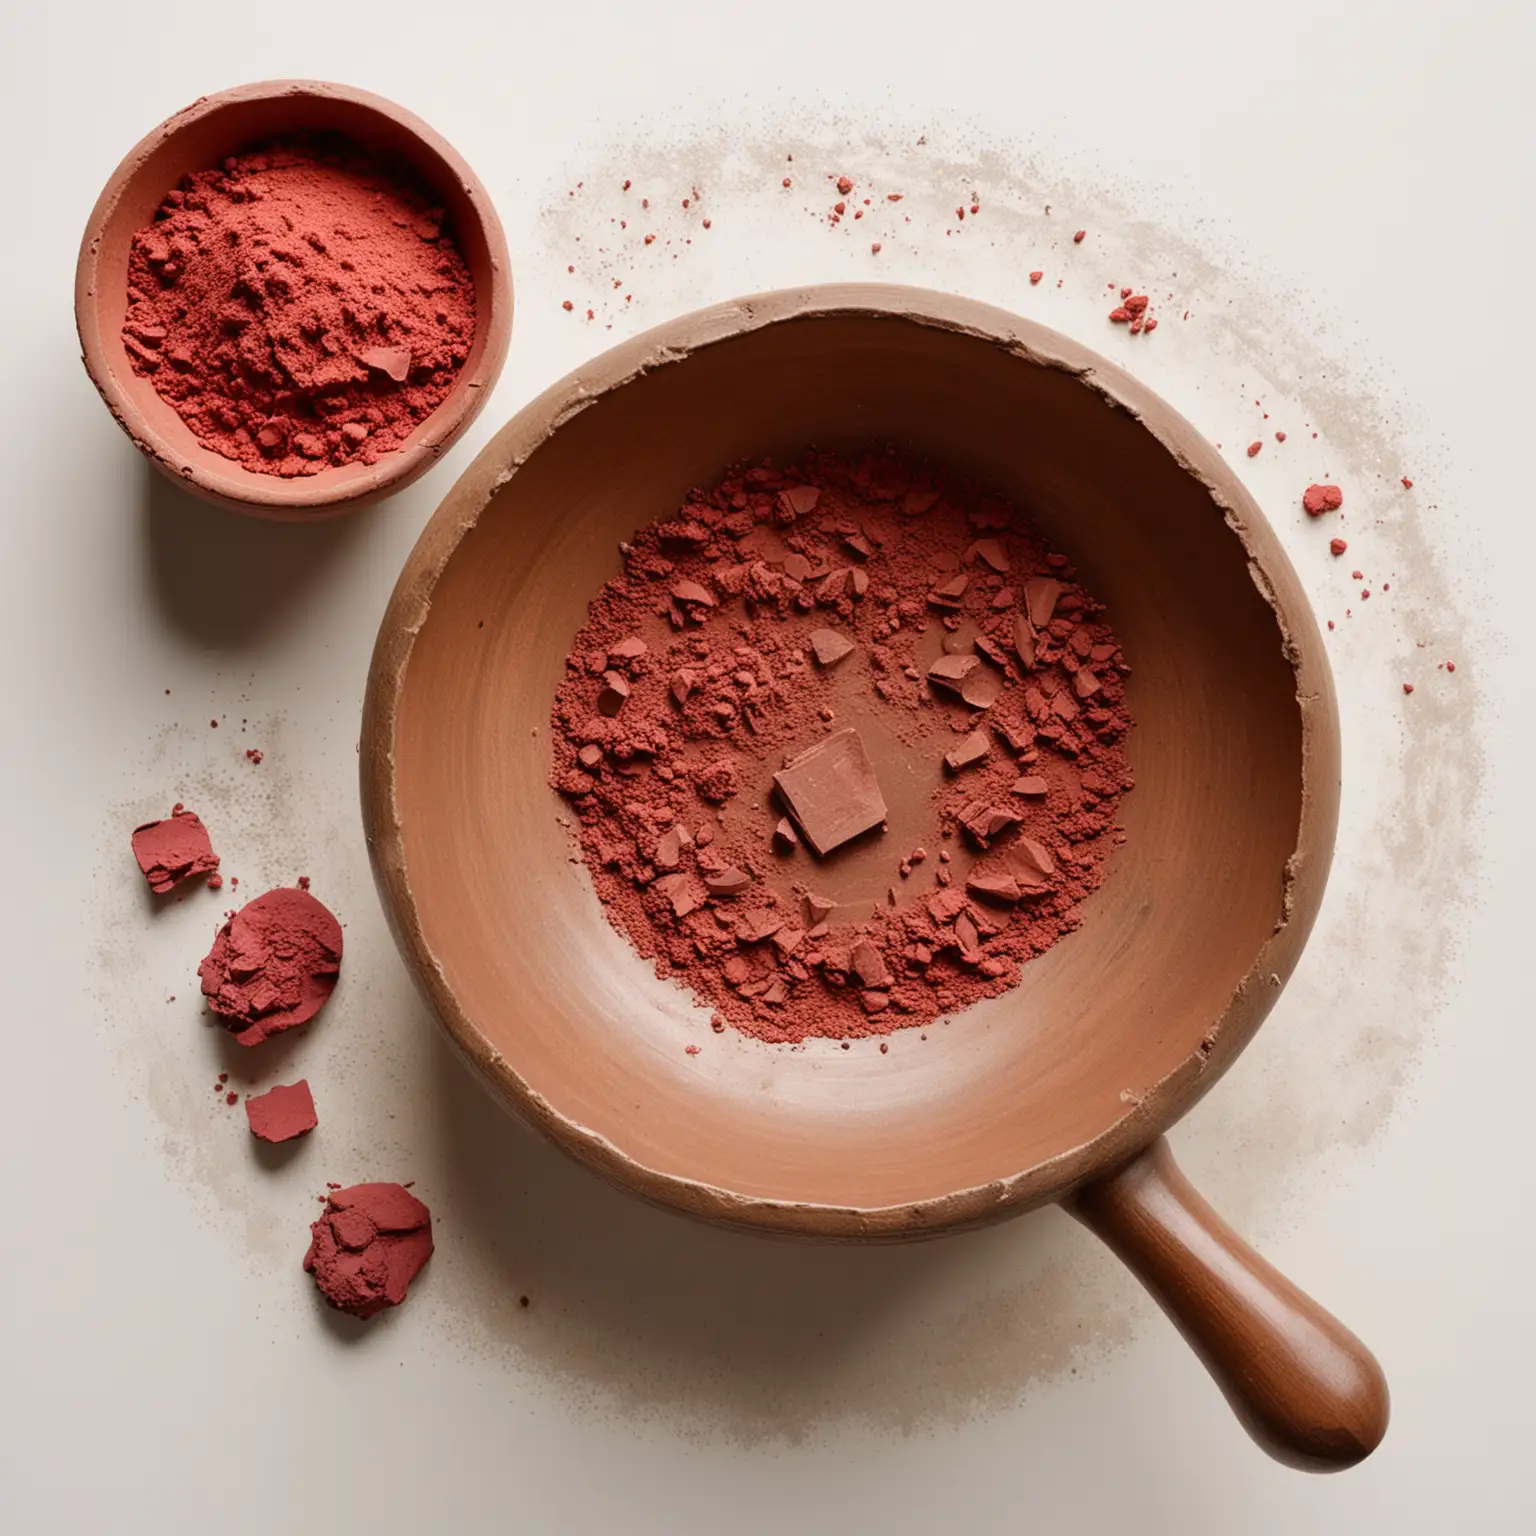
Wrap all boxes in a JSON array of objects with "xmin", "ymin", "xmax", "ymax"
[
  {"xmin": 550, "ymin": 451, "xmax": 1135, "ymax": 1044},
  {"xmin": 121, "ymin": 134, "xmax": 475, "ymax": 478}
]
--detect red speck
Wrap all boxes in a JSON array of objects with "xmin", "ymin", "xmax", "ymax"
[
  {"xmin": 1402, "ymin": 683, "xmax": 1414, "ymax": 695},
  {"xmin": 702, "ymin": 218, "xmax": 712, "ymax": 229},
  {"xmin": 1073, "ymin": 229, "xmax": 1086, "ymax": 243},
  {"xmin": 1120, "ymin": 287, "xmax": 1132, "ymax": 299},
  {"xmin": 1327, "ymin": 620, "xmax": 1336, "ymax": 630},
  {"xmin": 219, "ymin": 1073, "xmax": 228, "ymax": 1083},
  {"xmin": 1109, "ymin": 307, "xmax": 1131, "ymax": 324},
  {"xmin": 225, "ymin": 1092, "xmax": 238, "ymax": 1106},
  {"xmin": 1361, "ymin": 589, "xmax": 1371, "ymax": 599},
  {"xmin": 833, "ymin": 200, "xmax": 846, "ymax": 216},
  {"xmin": 782, "ymin": 178, "xmax": 792, "ymax": 188},
  {"xmin": 1246, "ymin": 442, "xmax": 1262, "ymax": 458},
  {"xmin": 1276, "ymin": 431, "xmax": 1287, "ymax": 443},
  {"xmin": 622, "ymin": 179, "xmax": 631, "ymax": 191},
  {"xmin": 1029, "ymin": 271, "xmax": 1043, "ymax": 284},
  {"xmin": 685, "ymin": 1044, "xmax": 701, "ymax": 1056},
  {"xmin": 561, "ymin": 300, "xmax": 573, "ymax": 312},
  {"xmin": 586, "ymin": 309, "xmax": 594, "ymax": 321},
  {"xmin": 209, "ymin": 719, "xmax": 218, "ymax": 728},
  {"xmin": 1446, "ymin": 661, "xmax": 1456, "ymax": 673},
  {"xmin": 879, "ymin": 1042, "xmax": 889, "ymax": 1053},
  {"xmin": 567, "ymin": 264, "xmax": 574, "ymax": 274},
  {"xmin": 1330, "ymin": 538, "xmax": 1348, "ymax": 556},
  {"xmin": 207, "ymin": 872, "xmax": 223, "ymax": 890},
  {"xmin": 298, "ymin": 875, "xmax": 311, "ymax": 891},
  {"xmin": 1401, "ymin": 476, "xmax": 1414, "ymax": 489},
  {"xmin": 643, "ymin": 234, "xmax": 655, "ymax": 245},
  {"xmin": 888, "ymin": 193, "xmax": 903, "ymax": 202},
  {"xmin": 837, "ymin": 176, "xmax": 853, "ymax": 195},
  {"xmin": 871, "ymin": 242, "xmax": 882, "ymax": 254}
]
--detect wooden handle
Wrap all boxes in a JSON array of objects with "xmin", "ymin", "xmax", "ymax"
[{"xmin": 1069, "ymin": 1137, "xmax": 1389, "ymax": 1471}]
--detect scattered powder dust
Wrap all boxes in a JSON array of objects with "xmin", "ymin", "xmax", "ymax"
[
  {"xmin": 550, "ymin": 451, "xmax": 1133, "ymax": 1043},
  {"xmin": 122, "ymin": 133, "xmax": 475, "ymax": 478}
]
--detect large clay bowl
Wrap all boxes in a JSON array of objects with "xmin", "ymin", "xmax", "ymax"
[
  {"xmin": 362, "ymin": 285, "xmax": 1387, "ymax": 1469},
  {"xmin": 76, "ymin": 80, "xmax": 512, "ymax": 520}
]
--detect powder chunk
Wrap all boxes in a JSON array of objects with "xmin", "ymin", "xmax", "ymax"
[
  {"xmin": 303, "ymin": 1183, "xmax": 433, "ymax": 1320},
  {"xmin": 773, "ymin": 728, "xmax": 887, "ymax": 855},
  {"xmin": 1302, "ymin": 483, "xmax": 1344, "ymax": 516},
  {"xmin": 245, "ymin": 1080, "xmax": 318, "ymax": 1143},
  {"xmin": 1024, "ymin": 577, "xmax": 1063, "ymax": 629},
  {"xmin": 928, "ymin": 653, "xmax": 980, "ymax": 693},
  {"xmin": 198, "ymin": 888, "xmax": 343, "ymax": 1046},
  {"xmin": 809, "ymin": 628, "xmax": 857, "ymax": 667},
  {"xmin": 944, "ymin": 730, "xmax": 991, "ymax": 772},
  {"xmin": 131, "ymin": 805, "xmax": 219, "ymax": 892}
]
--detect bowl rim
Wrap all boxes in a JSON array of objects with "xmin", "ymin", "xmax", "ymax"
[
  {"xmin": 361, "ymin": 284, "xmax": 1341, "ymax": 1239},
  {"xmin": 74, "ymin": 78, "xmax": 513, "ymax": 520}
]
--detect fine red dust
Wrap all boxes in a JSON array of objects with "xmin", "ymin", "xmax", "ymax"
[
  {"xmin": 122, "ymin": 134, "xmax": 475, "ymax": 478},
  {"xmin": 550, "ymin": 451, "xmax": 1134, "ymax": 1044}
]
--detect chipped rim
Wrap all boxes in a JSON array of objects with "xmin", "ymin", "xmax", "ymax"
[
  {"xmin": 360, "ymin": 284, "xmax": 1340, "ymax": 1240},
  {"xmin": 74, "ymin": 79, "xmax": 513, "ymax": 520}
]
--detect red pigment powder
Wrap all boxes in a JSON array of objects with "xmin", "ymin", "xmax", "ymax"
[
  {"xmin": 245, "ymin": 1080, "xmax": 318, "ymax": 1143},
  {"xmin": 550, "ymin": 451, "xmax": 1134, "ymax": 1043},
  {"xmin": 198, "ymin": 888, "xmax": 342, "ymax": 1046},
  {"xmin": 304, "ymin": 1183, "xmax": 433, "ymax": 1319},
  {"xmin": 1303, "ymin": 483, "xmax": 1344, "ymax": 516},
  {"xmin": 131, "ymin": 804, "xmax": 219, "ymax": 893},
  {"xmin": 121, "ymin": 134, "xmax": 475, "ymax": 479}
]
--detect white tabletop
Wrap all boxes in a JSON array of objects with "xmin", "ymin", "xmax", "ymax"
[{"xmin": 3, "ymin": 2, "xmax": 1531, "ymax": 1530}]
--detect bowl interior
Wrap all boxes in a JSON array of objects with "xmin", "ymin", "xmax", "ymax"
[
  {"xmin": 79, "ymin": 84, "xmax": 507, "ymax": 515},
  {"xmin": 387, "ymin": 310, "xmax": 1311, "ymax": 1215}
]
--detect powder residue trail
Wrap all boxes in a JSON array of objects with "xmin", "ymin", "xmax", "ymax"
[
  {"xmin": 550, "ymin": 450, "xmax": 1134, "ymax": 1043},
  {"xmin": 122, "ymin": 133, "xmax": 475, "ymax": 477},
  {"xmin": 552, "ymin": 156, "xmax": 1138, "ymax": 329}
]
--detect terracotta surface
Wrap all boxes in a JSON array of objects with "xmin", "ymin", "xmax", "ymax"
[
  {"xmin": 75, "ymin": 80, "xmax": 512, "ymax": 520},
  {"xmin": 362, "ymin": 286, "xmax": 1380, "ymax": 1465}
]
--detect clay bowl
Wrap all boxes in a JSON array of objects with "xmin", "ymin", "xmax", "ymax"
[
  {"xmin": 363, "ymin": 285, "xmax": 1388, "ymax": 1469},
  {"xmin": 75, "ymin": 80, "xmax": 512, "ymax": 520}
]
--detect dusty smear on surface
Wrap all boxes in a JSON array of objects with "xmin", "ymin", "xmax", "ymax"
[{"xmin": 94, "ymin": 110, "xmax": 1482, "ymax": 1442}]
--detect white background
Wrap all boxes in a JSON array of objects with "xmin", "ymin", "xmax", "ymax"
[{"xmin": 2, "ymin": 2, "xmax": 1532, "ymax": 1531}]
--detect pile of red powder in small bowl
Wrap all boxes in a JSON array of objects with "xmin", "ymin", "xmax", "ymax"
[
  {"xmin": 551, "ymin": 450, "xmax": 1135, "ymax": 1044},
  {"xmin": 121, "ymin": 132, "xmax": 475, "ymax": 477}
]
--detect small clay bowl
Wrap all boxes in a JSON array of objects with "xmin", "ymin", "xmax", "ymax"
[
  {"xmin": 363, "ymin": 287, "xmax": 1387, "ymax": 1469},
  {"xmin": 75, "ymin": 80, "xmax": 512, "ymax": 520}
]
